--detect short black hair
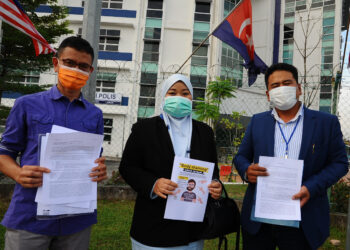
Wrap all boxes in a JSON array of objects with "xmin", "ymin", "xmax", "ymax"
[
  {"xmin": 188, "ymin": 179, "xmax": 196, "ymax": 185},
  {"xmin": 264, "ymin": 63, "xmax": 299, "ymax": 88},
  {"xmin": 56, "ymin": 36, "xmax": 94, "ymax": 62}
]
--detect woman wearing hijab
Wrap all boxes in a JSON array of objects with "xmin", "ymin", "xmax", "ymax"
[{"xmin": 119, "ymin": 74, "xmax": 222, "ymax": 249}]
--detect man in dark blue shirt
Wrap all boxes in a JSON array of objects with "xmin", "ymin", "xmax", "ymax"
[{"xmin": 0, "ymin": 37, "xmax": 107, "ymax": 250}]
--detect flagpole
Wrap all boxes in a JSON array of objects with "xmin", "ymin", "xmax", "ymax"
[
  {"xmin": 341, "ymin": 13, "xmax": 350, "ymax": 74},
  {"xmin": 175, "ymin": 0, "xmax": 244, "ymax": 73}
]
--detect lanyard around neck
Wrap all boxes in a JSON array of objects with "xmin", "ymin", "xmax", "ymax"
[{"xmin": 277, "ymin": 116, "xmax": 301, "ymax": 159}]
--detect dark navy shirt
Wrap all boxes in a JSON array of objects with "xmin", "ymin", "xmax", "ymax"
[
  {"xmin": 181, "ymin": 191, "xmax": 196, "ymax": 202},
  {"xmin": 0, "ymin": 85, "xmax": 104, "ymax": 236}
]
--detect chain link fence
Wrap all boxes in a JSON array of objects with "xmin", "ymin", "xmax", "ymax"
[{"xmin": 0, "ymin": 62, "xmax": 349, "ymax": 185}]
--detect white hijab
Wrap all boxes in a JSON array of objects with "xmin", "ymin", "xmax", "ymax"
[{"xmin": 160, "ymin": 74, "xmax": 193, "ymax": 158}]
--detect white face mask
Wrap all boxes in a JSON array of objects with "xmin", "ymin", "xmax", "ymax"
[{"xmin": 269, "ymin": 86, "xmax": 297, "ymax": 111}]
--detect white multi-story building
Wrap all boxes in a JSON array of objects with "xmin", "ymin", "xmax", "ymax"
[{"xmin": 1, "ymin": 0, "xmax": 347, "ymax": 163}]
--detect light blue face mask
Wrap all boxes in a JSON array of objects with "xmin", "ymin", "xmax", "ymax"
[{"xmin": 163, "ymin": 96, "xmax": 192, "ymax": 118}]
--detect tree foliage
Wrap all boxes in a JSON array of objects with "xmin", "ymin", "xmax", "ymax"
[
  {"xmin": 0, "ymin": 0, "xmax": 72, "ymax": 79},
  {"xmin": 194, "ymin": 77, "xmax": 236, "ymax": 132},
  {"xmin": 0, "ymin": 0, "xmax": 72, "ymax": 119},
  {"xmin": 219, "ymin": 111, "xmax": 245, "ymax": 163}
]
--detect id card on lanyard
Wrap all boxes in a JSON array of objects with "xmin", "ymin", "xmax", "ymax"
[{"xmin": 277, "ymin": 115, "xmax": 301, "ymax": 159}]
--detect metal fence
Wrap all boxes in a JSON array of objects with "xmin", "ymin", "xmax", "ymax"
[{"xmin": 0, "ymin": 62, "xmax": 349, "ymax": 178}]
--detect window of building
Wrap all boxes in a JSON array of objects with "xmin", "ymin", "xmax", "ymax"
[
  {"xmin": 78, "ymin": 28, "xmax": 120, "ymax": 52},
  {"xmin": 102, "ymin": 0, "xmax": 122, "ymax": 9},
  {"xmin": 319, "ymin": 106, "xmax": 331, "ymax": 113},
  {"xmin": 103, "ymin": 118, "xmax": 113, "ymax": 142},
  {"xmin": 283, "ymin": 19, "xmax": 294, "ymax": 64},
  {"xmin": 96, "ymin": 72, "xmax": 116, "ymax": 93},
  {"xmin": 147, "ymin": 0, "xmax": 163, "ymax": 18},
  {"xmin": 321, "ymin": 13, "xmax": 334, "ymax": 71},
  {"xmin": 221, "ymin": 0, "xmax": 243, "ymax": 90},
  {"xmin": 190, "ymin": 75, "xmax": 207, "ymax": 88},
  {"xmin": 191, "ymin": 46, "xmax": 208, "ymax": 66},
  {"xmin": 283, "ymin": 23, "xmax": 294, "ymax": 42},
  {"xmin": 142, "ymin": 42, "xmax": 159, "ymax": 62},
  {"xmin": 224, "ymin": 0, "xmax": 240, "ymax": 16},
  {"xmin": 323, "ymin": 0, "xmax": 335, "ymax": 7},
  {"xmin": 193, "ymin": 31, "xmax": 209, "ymax": 44},
  {"xmin": 82, "ymin": 0, "xmax": 122, "ymax": 9},
  {"xmin": 285, "ymin": 0, "xmax": 295, "ymax": 13},
  {"xmin": 141, "ymin": 72, "xmax": 158, "ymax": 84},
  {"xmin": 138, "ymin": 0, "xmax": 163, "ymax": 118},
  {"xmin": 221, "ymin": 45, "xmax": 242, "ymax": 72},
  {"xmin": 320, "ymin": 93, "xmax": 332, "ymax": 99},
  {"xmin": 99, "ymin": 29, "xmax": 120, "ymax": 52},
  {"xmin": 320, "ymin": 84, "xmax": 332, "ymax": 93},
  {"xmin": 195, "ymin": 2, "xmax": 210, "ymax": 22},
  {"xmin": 145, "ymin": 27, "xmax": 161, "ymax": 40},
  {"xmin": 190, "ymin": 1, "xmax": 211, "ymax": 104},
  {"xmin": 311, "ymin": 0, "xmax": 323, "ymax": 8},
  {"xmin": 193, "ymin": 21, "xmax": 210, "ymax": 45},
  {"xmin": 295, "ymin": 0, "xmax": 306, "ymax": 10},
  {"xmin": 139, "ymin": 96, "xmax": 156, "ymax": 107},
  {"xmin": 323, "ymin": 4, "xmax": 335, "ymax": 11},
  {"xmin": 193, "ymin": 88, "xmax": 205, "ymax": 100},
  {"xmin": 148, "ymin": 0, "xmax": 163, "ymax": 10},
  {"xmin": 21, "ymin": 71, "xmax": 40, "ymax": 85},
  {"xmin": 7, "ymin": 70, "xmax": 40, "ymax": 85},
  {"xmin": 140, "ymin": 85, "xmax": 156, "ymax": 97}
]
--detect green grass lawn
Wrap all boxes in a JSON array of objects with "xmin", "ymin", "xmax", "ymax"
[
  {"xmin": 0, "ymin": 185, "xmax": 347, "ymax": 249},
  {"xmin": 224, "ymin": 183, "xmax": 248, "ymax": 200}
]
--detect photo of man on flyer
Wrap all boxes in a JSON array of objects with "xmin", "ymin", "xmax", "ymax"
[{"xmin": 181, "ymin": 179, "xmax": 197, "ymax": 203}]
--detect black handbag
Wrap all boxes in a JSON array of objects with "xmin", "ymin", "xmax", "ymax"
[{"xmin": 201, "ymin": 182, "xmax": 241, "ymax": 250}]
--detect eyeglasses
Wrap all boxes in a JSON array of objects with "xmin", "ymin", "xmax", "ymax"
[{"xmin": 59, "ymin": 58, "xmax": 92, "ymax": 72}]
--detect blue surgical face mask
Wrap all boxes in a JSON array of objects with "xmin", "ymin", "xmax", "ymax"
[{"xmin": 163, "ymin": 96, "xmax": 192, "ymax": 118}]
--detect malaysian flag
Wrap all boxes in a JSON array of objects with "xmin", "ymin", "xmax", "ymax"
[{"xmin": 0, "ymin": 0, "xmax": 56, "ymax": 56}]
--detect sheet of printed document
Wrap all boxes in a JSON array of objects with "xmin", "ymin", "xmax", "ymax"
[
  {"xmin": 255, "ymin": 156, "xmax": 303, "ymax": 221},
  {"xmin": 35, "ymin": 125, "xmax": 103, "ymax": 216},
  {"xmin": 164, "ymin": 156, "xmax": 214, "ymax": 222},
  {"xmin": 37, "ymin": 200, "xmax": 97, "ymax": 216}
]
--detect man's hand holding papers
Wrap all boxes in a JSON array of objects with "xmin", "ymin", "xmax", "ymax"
[
  {"xmin": 245, "ymin": 163, "xmax": 269, "ymax": 183},
  {"xmin": 90, "ymin": 157, "xmax": 107, "ymax": 182},
  {"xmin": 292, "ymin": 185, "xmax": 310, "ymax": 207},
  {"xmin": 15, "ymin": 165, "xmax": 51, "ymax": 188}
]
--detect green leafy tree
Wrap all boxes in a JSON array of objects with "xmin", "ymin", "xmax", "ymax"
[
  {"xmin": 0, "ymin": 0, "xmax": 72, "ymax": 107},
  {"xmin": 220, "ymin": 111, "xmax": 245, "ymax": 156},
  {"xmin": 194, "ymin": 77, "xmax": 236, "ymax": 134},
  {"xmin": 219, "ymin": 111, "xmax": 245, "ymax": 181}
]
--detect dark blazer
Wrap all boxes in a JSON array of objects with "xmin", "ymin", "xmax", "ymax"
[
  {"xmin": 233, "ymin": 106, "xmax": 348, "ymax": 249},
  {"xmin": 119, "ymin": 116, "xmax": 219, "ymax": 247}
]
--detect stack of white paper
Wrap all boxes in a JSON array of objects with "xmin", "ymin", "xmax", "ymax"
[{"xmin": 35, "ymin": 125, "xmax": 103, "ymax": 217}]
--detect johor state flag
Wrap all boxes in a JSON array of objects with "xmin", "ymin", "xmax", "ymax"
[
  {"xmin": 213, "ymin": 0, "xmax": 267, "ymax": 86},
  {"xmin": 0, "ymin": 0, "xmax": 56, "ymax": 55}
]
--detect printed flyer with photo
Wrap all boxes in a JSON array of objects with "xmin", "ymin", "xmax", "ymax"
[{"xmin": 164, "ymin": 156, "xmax": 214, "ymax": 222}]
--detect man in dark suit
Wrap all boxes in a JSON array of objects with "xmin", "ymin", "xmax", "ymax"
[{"xmin": 234, "ymin": 63, "xmax": 348, "ymax": 250}]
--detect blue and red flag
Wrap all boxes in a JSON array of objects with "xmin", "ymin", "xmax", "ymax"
[
  {"xmin": 0, "ymin": 0, "xmax": 56, "ymax": 56},
  {"xmin": 213, "ymin": 0, "xmax": 267, "ymax": 86}
]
